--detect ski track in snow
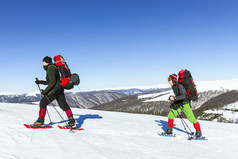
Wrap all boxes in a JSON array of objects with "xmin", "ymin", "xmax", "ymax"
[{"xmin": 0, "ymin": 102, "xmax": 237, "ymax": 159}]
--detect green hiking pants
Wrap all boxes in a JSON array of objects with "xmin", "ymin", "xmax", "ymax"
[{"xmin": 168, "ymin": 103, "xmax": 197, "ymax": 124}]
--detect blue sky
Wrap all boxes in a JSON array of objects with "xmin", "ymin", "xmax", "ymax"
[{"xmin": 0, "ymin": 0, "xmax": 238, "ymax": 93}]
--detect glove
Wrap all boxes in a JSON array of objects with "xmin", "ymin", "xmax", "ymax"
[
  {"xmin": 35, "ymin": 78, "xmax": 40, "ymax": 85},
  {"xmin": 40, "ymin": 89, "xmax": 46, "ymax": 96},
  {"xmin": 168, "ymin": 95, "xmax": 175, "ymax": 102},
  {"xmin": 170, "ymin": 103, "xmax": 181, "ymax": 110},
  {"xmin": 170, "ymin": 103, "xmax": 175, "ymax": 109}
]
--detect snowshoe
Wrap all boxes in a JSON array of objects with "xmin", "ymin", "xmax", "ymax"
[
  {"xmin": 58, "ymin": 125, "xmax": 83, "ymax": 131},
  {"xmin": 159, "ymin": 132, "xmax": 176, "ymax": 137},
  {"xmin": 24, "ymin": 124, "xmax": 52, "ymax": 129},
  {"xmin": 188, "ymin": 131, "xmax": 207, "ymax": 140},
  {"xmin": 188, "ymin": 136, "xmax": 207, "ymax": 140}
]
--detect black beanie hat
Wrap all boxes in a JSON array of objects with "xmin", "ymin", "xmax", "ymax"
[{"xmin": 43, "ymin": 56, "xmax": 52, "ymax": 63}]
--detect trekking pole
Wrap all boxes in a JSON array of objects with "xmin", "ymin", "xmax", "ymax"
[
  {"xmin": 176, "ymin": 111, "xmax": 193, "ymax": 134},
  {"xmin": 77, "ymin": 85, "xmax": 80, "ymax": 91},
  {"xmin": 175, "ymin": 109, "xmax": 194, "ymax": 137},
  {"xmin": 36, "ymin": 78, "xmax": 52, "ymax": 124}
]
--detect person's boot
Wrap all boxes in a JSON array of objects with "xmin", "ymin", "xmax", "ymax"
[
  {"xmin": 165, "ymin": 127, "xmax": 173, "ymax": 135},
  {"xmin": 161, "ymin": 127, "xmax": 173, "ymax": 136},
  {"xmin": 195, "ymin": 131, "xmax": 202, "ymax": 138},
  {"xmin": 64, "ymin": 115, "xmax": 76, "ymax": 128},
  {"xmin": 193, "ymin": 122, "xmax": 202, "ymax": 138},
  {"xmin": 32, "ymin": 117, "xmax": 44, "ymax": 127}
]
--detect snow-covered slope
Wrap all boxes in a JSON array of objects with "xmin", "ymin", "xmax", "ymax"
[
  {"xmin": 0, "ymin": 103, "xmax": 237, "ymax": 159},
  {"xmin": 201, "ymin": 101, "xmax": 238, "ymax": 123},
  {"xmin": 82, "ymin": 84, "xmax": 170, "ymax": 94},
  {"xmin": 139, "ymin": 78, "xmax": 238, "ymax": 102}
]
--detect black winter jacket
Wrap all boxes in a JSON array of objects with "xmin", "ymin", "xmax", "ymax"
[{"xmin": 39, "ymin": 63, "xmax": 63, "ymax": 95}]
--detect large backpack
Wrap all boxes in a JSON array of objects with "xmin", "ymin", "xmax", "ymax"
[
  {"xmin": 54, "ymin": 55, "xmax": 80, "ymax": 90},
  {"xmin": 178, "ymin": 69, "xmax": 198, "ymax": 101}
]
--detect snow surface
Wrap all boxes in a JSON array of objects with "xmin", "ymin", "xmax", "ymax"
[
  {"xmin": 0, "ymin": 103, "xmax": 238, "ymax": 159},
  {"xmin": 138, "ymin": 90, "xmax": 174, "ymax": 102}
]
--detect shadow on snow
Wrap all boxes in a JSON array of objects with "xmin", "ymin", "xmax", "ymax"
[
  {"xmin": 155, "ymin": 120, "xmax": 191, "ymax": 135},
  {"xmin": 48, "ymin": 114, "xmax": 103, "ymax": 128},
  {"xmin": 75, "ymin": 114, "xmax": 103, "ymax": 128}
]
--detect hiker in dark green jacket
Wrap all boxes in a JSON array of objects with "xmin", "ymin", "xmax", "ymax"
[{"xmin": 33, "ymin": 56, "xmax": 75, "ymax": 128}]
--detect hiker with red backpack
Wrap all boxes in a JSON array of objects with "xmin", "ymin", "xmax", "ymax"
[
  {"xmin": 32, "ymin": 56, "xmax": 76, "ymax": 128},
  {"xmin": 162, "ymin": 70, "xmax": 202, "ymax": 138}
]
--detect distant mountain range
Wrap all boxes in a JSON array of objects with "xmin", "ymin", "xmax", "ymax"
[
  {"xmin": 0, "ymin": 87, "xmax": 169, "ymax": 109},
  {"xmin": 0, "ymin": 92, "xmax": 125, "ymax": 109},
  {"xmin": 82, "ymin": 87, "xmax": 170, "ymax": 96},
  {"xmin": 0, "ymin": 93, "xmax": 41, "ymax": 103}
]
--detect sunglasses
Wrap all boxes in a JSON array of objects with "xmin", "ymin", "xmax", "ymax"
[{"xmin": 168, "ymin": 77, "xmax": 172, "ymax": 81}]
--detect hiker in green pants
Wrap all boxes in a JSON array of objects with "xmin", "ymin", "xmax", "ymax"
[{"xmin": 163, "ymin": 74, "xmax": 202, "ymax": 138}]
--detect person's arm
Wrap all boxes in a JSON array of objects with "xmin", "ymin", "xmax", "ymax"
[
  {"xmin": 35, "ymin": 78, "xmax": 48, "ymax": 85},
  {"xmin": 37, "ymin": 80, "xmax": 48, "ymax": 85},
  {"xmin": 43, "ymin": 66, "xmax": 57, "ymax": 95}
]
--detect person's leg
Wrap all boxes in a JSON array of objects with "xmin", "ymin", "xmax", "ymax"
[
  {"xmin": 34, "ymin": 95, "xmax": 54, "ymax": 126},
  {"xmin": 56, "ymin": 93, "xmax": 75, "ymax": 126},
  {"xmin": 181, "ymin": 103, "xmax": 197, "ymax": 123},
  {"xmin": 164, "ymin": 107, "xmax": 183, "ymax": 134},
  {"xmin": 182, "ymin": 103, "xmax": 202, "ymax": 137},
  {"xmin": 56, "ymin": 93, "xmax": 70, "ymax": 111},
  {"xmin": 167, "ymin": 107, "xmax": 183, "ymax": 128}
]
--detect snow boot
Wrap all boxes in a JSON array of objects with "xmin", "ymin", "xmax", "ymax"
[
  {"xmin": 165, "ymin": 127, "xmax": 173, "ymax": 135},
  {"xmin": 64, "ymin": 115, "xmax": 76, "ymax": 128},
  {"xmin": 32, "ymin": 117, "xmax": 44, "ymax": 127},
  {"xmin": 195, "ymin": 131, "xmax": 202, "ymax": 138},
  {"xmin": 161, "ymin": 127, "xmax": 173, "ymax": 136}
]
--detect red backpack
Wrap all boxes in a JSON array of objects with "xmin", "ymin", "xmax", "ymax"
[
  {"xmin": 54, "ymin": 55, "xmax": 80, "ymax": 89},
  {"xmin": 178, "ymin": 69, "xmax": 198, "ymax": 101}
]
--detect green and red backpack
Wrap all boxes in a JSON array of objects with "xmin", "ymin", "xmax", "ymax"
[
  {"xmin": 54, "ymin": 55, "xmax": 80, "ymax": 89},
  {"xmin": 178, "ymin": 69, "xmax": 198, "ymax": 101}
]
